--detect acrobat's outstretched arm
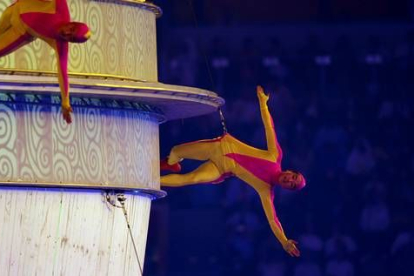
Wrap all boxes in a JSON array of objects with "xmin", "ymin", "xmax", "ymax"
[
  {"xmin": 257, "ymin": 86, "xmax": 283, "ymax": 160},
  {"xmin": 54, "ymin": 40, "xmax": 72, "ymax": 123},
  {"xmin": 258, "ymin": 188, "xmax": 300, "ymax": 257}
]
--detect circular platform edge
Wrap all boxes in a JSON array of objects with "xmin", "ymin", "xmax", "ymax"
[{"xmin": 0, "ymin": 182, "xmax": 167, "ymax": 200}]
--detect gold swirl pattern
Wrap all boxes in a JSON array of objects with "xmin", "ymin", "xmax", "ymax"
[
  {"xmin": 106, "ymin": 37, "xmax": 119, "ymax": 73},
  {"xmin": 148, "ymin": 115, "xmax": 160, "ymax": 184},
  {"xmin": 0, "ymin": 0, "xmax": 159, "ymax": 81},
  {"xmin": 85, "ymin": 2, "xmax": 104, "ymax": 73},
  {"xmin": 104, "ymin": 2, "xmax": 120, "ymax": 74},
  {"xmin": 18, "ymin": 103, "xmax": 53, "ymax": 182},
  {"xmin": 106, "ymin": 109, "xmax": 128, "ymax": 184},
  {"xmin": 76, "ymin": 107, "xmax": 103, "ymax": 182},
  {"xmin": 68, "ymin": 0, "xmax": 84, "ymax": 19},
  {"xmin": 14, "ymin": 46, "xmax": 34, "ymax": 70},
  {"xmin": 68, "ymin": 44, "xmax": 82, "ymax": 71},
  {"xmin": 0, "ymin": 104, "xmax": 18, "ymax": 179},
  {"xmin": 67, "ymin": 0, "xmax": 86, "ymax": 70},
  {"xmin": 0, "ymin": 100, "xmax": 159, "ymax": 189}
]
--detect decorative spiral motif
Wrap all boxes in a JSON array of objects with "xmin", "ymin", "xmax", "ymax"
[
  {"xmin": 103, "ymin": 2, "xmax": 119, "ymax": 73},
  {"xmin": 115, "ymin": 153, "xmax": 126, "ymax": 184},
  {"xmin": 84, "ymin": 108, "xmax": 100, "ymax": 139},
  {"xmin": 87, "ymin": 2, "xmax": 102, "ymax": 35},
  {"xmin": 0, "ymin": 152, "xmax": 15, "ymax": 179},
  {"xmin": 124, "ymin": 42, "xmax": 135, "ymax": 77},
  {"xmin": 30, "ymin": 104, "xmax": 49, "ymax": 130},
  {"xmin": 16, "ymin": 46, "xmax": 37, "ymax": 70},
  {"xmin": 0, "ymin": 53, "xmax": 12, "ymax": 68},
  {"xmin": 19, "ymin": 104, "xmax": 53, "ymax": 180},
  {"xmin": 86, "ymin": 142, "xmax": 102, "ymax": 179},
  {"xmin": 67, "ymin": 0, "xmax": 86, "ymax": 72},
  {"xmin": 123, "ymin": 111, "xmax": 135, "ymax": 182},
  {"xmin": 20, "ymin": 166, "xmax": 35, "ymax": 180},
  {"xmin": 124, "ymin": 6, "xmax": 135, "ymax": 35},
  {"xmin": 84, "ymin": 2, "xmax": 102, "ymax": 73},
  {"xmin": 74, "ymin": 167, "xmax": 86, "ymax": 183},
  {"xmin": 106, "ymin": 38, "xmax": 119, "ymax": 73},
  {"xmin": 38, "ymin": 145, "xmax": 51, "ymax": 173},
  {"xmin": 54, "ymin": 106, "xmax": 76, "ymax": 143},
  {"xmin": 0, "ymin": 104, "xmax": 16, "ymax": 146},
  {"xmin": 0, "ymin": 99, "xmax": 159, "ymax": 188},
  {"xmin": 68, "ymin": 44, "xmax": 84, "ymax": 72},
  {"xmin": 104, "ymin": 109, "xmax": 116, "ymax": 182},
  {"xmin": 106, "ymin": 1, "xmax": 118, "ymax": 28},
  {"xmin": 68, "ymin": 0, "xmax": 84, "ymax": 20},
  {"xmin": 32, "ymin": 40, "xmax": 46, "ymax": 68},
  {"xmin": 135, "ymin": 10, "xmax": 145, "ymax": 60},
  {"xmin": 66, "ymin": 141, "xmax": 78, "ymax": 162},
  {"xmin": 88, "ymin": 45, "xmax": 104, "ymax": 73},
  {"xmin": 0, "ymin": 103, "xmax": 17, "ymax": 179},
  {"xmin": 106, "ymin": 109, "xmax": 129, "ymax": 185},
  {"xmin": 54, "ymin": 155, "xmax": 72, "ymax": 182},
  {"xmin": 71, "ymin": 107, "xmax": 103, "ymax": 183}
]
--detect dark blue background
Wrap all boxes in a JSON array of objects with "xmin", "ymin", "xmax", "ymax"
[{"xmin": 146, "ymin": 1, "xmax": 414, "ymax": 275}]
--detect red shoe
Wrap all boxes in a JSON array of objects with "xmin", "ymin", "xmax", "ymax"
[{"xmin": 160, "ymin": 158, "xmax": 181, "ymax": 172}]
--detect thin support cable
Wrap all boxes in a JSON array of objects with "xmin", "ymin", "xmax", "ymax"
[
  {"xmin": 186, "ymin": 0, "xmax": 228, "ymax": 134},
  {"xmin": 105, "ymin": 192, "xmax": 144, "ymax": 275},
  {"xmin": 218, "ymin": 107, "xmax": 228, "ymax": 134}
]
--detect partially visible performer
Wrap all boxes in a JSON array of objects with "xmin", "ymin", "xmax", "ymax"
[
  {"xmin": 161, "ymin": 86, "xmax": 306, "ymax": 257},
  {"xmin": 0, "ymin": 0, "xmax": 91, "ymax": 123}
]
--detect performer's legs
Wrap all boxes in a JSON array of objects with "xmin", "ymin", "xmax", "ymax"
[
  {"xmin": 161, "ymin": 161, "xmax": 223, "ymax": 187},
  {"xmin": 0, "ymin": 6, "xmax": 13, "ymax": 34},
  {"xmin": 167, "ymin": 138, "xmax": 222, "ymax": 165},
  {"xmin": 0, "ymin": 28, "xmax": 32, "ymax": 57}
]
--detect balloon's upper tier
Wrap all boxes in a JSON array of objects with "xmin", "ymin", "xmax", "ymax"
[
  {"xmin": 0, "ymin": 0, "xmax": 162, "ymax": 82},
  {"xmin": 115, "ymin": 0, "xmax": 163, "ymax": 17}
]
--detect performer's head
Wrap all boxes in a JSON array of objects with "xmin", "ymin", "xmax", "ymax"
[
  {"xmin": 277, "ymin": 170, "xmax": 306, "ymax": 191},
  {"xmin": 58, "ymin": 22, "xmax": 91, "ymax": 43}
]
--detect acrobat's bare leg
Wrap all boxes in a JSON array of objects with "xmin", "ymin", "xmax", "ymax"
[
  {"xmin": 0, "ymin": 27, "xmax": 33, "ymax": 57},
  {"xmin": 0, "ymin": 6, "xmax": 13, "ymax": 34},
  {"xmin": 167, "ymin": 138, "xmax": 222, "ymax": 165},
  {"xmin": 161, "ymin": 161, "xmax": 223, "ymax": 187},
  {"xmin": 0, "ymin": 5, "xmax": 33, "ymax": 57}
]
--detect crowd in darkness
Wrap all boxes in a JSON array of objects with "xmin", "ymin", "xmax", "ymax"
[
  {"xmin": 145, "ymin": 28, "xmax": 414, "ymax": 276},
  {"xmin": 159, "ymin": 0, "xmax": 413, "ymax": 25}
]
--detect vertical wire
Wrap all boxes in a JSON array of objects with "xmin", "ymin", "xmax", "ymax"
[
  {"xmin": 105, "ymin": 192, "xmax": 144, "ymax": 275},
  {"xmin": 119, "ymin": 198, "xmax": 143, "ymax": 275},
  {"xmin": 185, "ymin": 0, "xmax": 228, "ymax": 134}
]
